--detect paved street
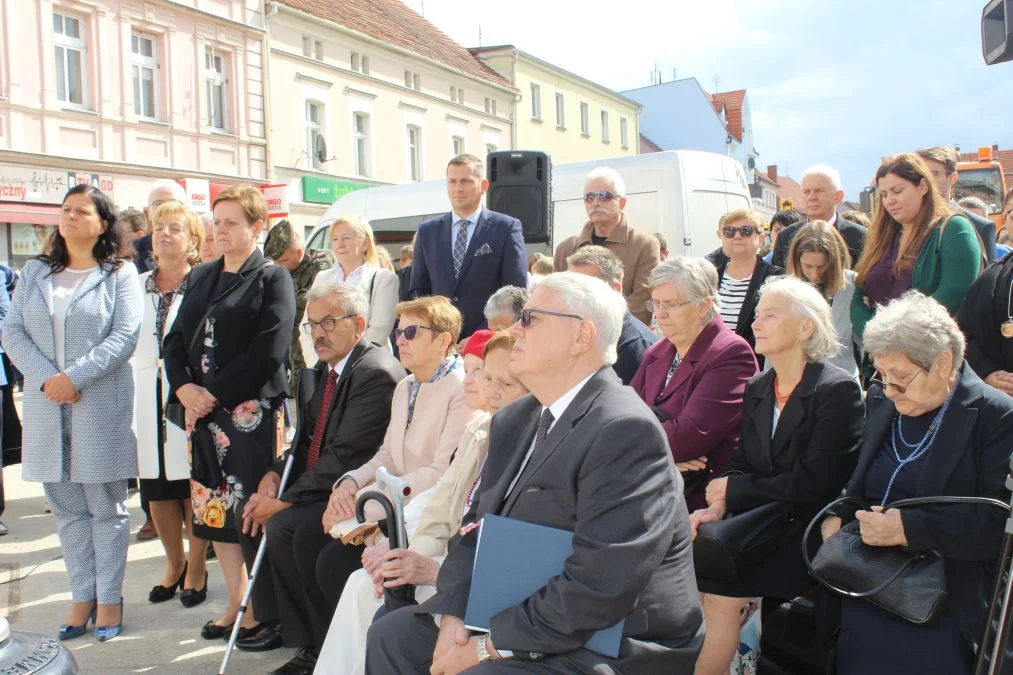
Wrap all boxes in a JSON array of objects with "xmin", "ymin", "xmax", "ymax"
[{"xmin": 1, "ymin": 463, "xmax": 296, "ymax": 674}]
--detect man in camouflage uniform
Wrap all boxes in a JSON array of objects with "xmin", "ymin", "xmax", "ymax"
[{"xmin": 263, "ymin": 220, "xmax": 332, "ymax": 400}]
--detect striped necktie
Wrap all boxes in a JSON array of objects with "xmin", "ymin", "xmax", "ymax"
[{"xmin": 453, "ymin": 220, "xmax": 469, "ymax": 279}]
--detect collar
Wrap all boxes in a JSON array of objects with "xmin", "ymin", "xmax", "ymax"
[
  {"xmin": 451, "ymin": 206, "xmax": 483, "ymax": 226},
  {"xmin": 819, "ymin": 212, "xmax": 838, "ymax": 228},
  {"xmin": 580, "ymin": 213, "xmax": 629, "ymax": 244},
  {"xmin": 328, "ymin": 348, "xmax": 354, "ymax": 379},
  {"xmin": 541, "ymin": 371, "xmax": 596, "ymax": 429},
  {"xmin": 333, "ymin": 262, "xmax": 371, "ymax": 284}
]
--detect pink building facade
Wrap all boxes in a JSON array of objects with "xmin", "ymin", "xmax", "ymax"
[{"xmin": 0, "ymin": 0, "xmax": 268, "ymax": 268}]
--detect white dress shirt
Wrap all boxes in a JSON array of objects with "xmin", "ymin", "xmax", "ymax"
[{"xmin": 450, "ymin": 206, "xmax": 482, "ymax": 254}]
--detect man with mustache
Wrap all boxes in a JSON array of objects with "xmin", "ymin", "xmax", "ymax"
[
  {"xmin": 553, "ymin": 167, "xmax": 660, "ymax": 325},
  {"xmin": 236, "ymin": 281, "xmax": 405, "ymax": 672}
]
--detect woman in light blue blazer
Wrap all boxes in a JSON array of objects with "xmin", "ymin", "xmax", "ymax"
[
  {"xmin": 2, "ymin": 184, "xmax": 143, "ymax": 642},
  {"xmin": 785, "ymin": 220, "xmax": 860, "ymax": 378}
]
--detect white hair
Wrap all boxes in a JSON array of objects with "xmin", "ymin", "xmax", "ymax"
[
  {"xmin": 535, "ymin": 272, "xmax": 625, "ymax": 366},
  {"xmin": 801, "ymin": 164, "xmax": 843, "ymax": 193},
  {"xmin": 584, "ymin": 166, "xmax": 626, "ymax": 198},
  {"xmin": 306, "ymin": 280, "xmax": 370, "ymax": 320},
  {"xmin": 484, "ymin": 285, "xmax": 528, "ymax": 322},
  {"xmin": 148, "ymin": 178, "xmax": 187, "ymax": 204},
  {"xmin": 648, "ymin": 256, "xmax": 720, "ymax": 322},
  {"xmin": 757, "ymin": 276, "xmax": 839, "ymax": 362},
  {"xmin": 863, "ymin": 291, "xmax": 964, "ymax": 371}
]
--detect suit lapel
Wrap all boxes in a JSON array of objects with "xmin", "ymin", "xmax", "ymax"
[
  {"xmin": 736, "ymin": 258, "xmax": 768, "ymax": 335},
  {"xmin": 68, "ymin": 267, "xmax": 106, "ymax": 307},
  {"xmin": 487, "ymin": 399, "xmax": 541, "ymax": 514},
  {"xmin": 454, "ymin": 210, "xmax": 490, "ymax": 291},
  {"xmin": 437, "ymin": 214, "xmax": 455, "ymax": 289},
  {"xmin": 749, "ymin": 371, "xmax": 775, "ymax": 462},
  {"xmin": 41, "ymin": 270, "xmax": 54, "ymax": 315},
  {"xmin": 915, "ymin": 368, "xmax": 980, "ymax": 497},
  {"xmin": 770, "ymin": 361, "xmax": 822, "ymax": 458}
]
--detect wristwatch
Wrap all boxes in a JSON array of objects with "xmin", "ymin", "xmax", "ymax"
[{"xmin": 476, "ymin": 634, "xmax": 493, "ymax": 662}]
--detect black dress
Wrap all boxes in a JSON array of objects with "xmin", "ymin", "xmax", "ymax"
[{"xmin": 837, "ymin": 408, "xmax": 973, "ymax": 675}]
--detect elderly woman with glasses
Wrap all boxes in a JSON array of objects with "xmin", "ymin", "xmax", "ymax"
[
  {"xmin": 631, "ymin": 257, "xmax": 757, "ymax": 511},
  {"xmin": 713, "ymin": 209, "xmax": 783, "ymax": 363},
  {"xmin": 483, "ymin": 285, "xmax": 529, "ymax": 331},
  {"xmin": 818, "ymin": 292, "xmax": 1013, "ymax": 674}
]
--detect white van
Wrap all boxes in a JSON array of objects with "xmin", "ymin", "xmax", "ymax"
[{"xmin": 305, "ymin": 150, "xmax": 751, "ymax": 259}]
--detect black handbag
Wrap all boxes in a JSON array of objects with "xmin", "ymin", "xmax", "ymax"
[
  {"xmin": 694, "ymin": 501, "xmax": 800, "ymax": 581},
  {"xmin": 804, "ymin": 495, "xmax": 1011, "ymax": 625}
]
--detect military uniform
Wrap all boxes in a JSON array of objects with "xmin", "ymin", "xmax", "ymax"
[{"xmin": 264, "ymin": 220, "xmax": 332, "ymax": 397}]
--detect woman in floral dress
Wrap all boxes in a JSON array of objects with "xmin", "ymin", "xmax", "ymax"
[{"xmin": 164, "ymin": 185, "xmax": 295, "ymax": 642}]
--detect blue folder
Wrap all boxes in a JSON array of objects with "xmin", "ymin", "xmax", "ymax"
[{"xmin": 463, "ymin": 514, "xmax": 624, "ymax": 658}]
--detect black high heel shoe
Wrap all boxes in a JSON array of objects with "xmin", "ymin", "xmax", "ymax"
[
  {"xmin": 149, "ymin": 563, "xmax": 187, "ymax": 603},
  {"xmin": 179, "ymin": 571, "xmax": 209, "ymax": 608}
]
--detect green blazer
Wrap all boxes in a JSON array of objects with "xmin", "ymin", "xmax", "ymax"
[{"xmin": 851, "ymin": 214, "xmax": 981, "ymax": 342}]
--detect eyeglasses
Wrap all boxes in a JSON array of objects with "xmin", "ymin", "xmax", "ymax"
[
  {"xmin": 303, "ymin": 314, "xmax": 354, "ymax": 334},
  {"xmin": 646, "ymin": 299, "xmax": 692, "ymax": 315},
  {"xmin": 870, "ymin": 368, "xmax": 926, "ymax": 395},
  {"xmin": 583, "ymin": 191, "xmax": 620, "ymax": 203},
  {"xmin": 519, "ymin": 308, "xmax": 583, "ymax": 327},
  {"xmin": 394, "ymin": 324, "xmax": 436, "ymax": 341},
  {"xmin": 721, "ymin": 226, "xmax": 758, "ymax": 239},
  {"xmin": 149, "ymin": 198, "xmax": 182, "ymax": 209}
]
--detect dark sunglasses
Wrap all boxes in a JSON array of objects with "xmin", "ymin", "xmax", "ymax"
[
  {"xmin": 519, "ymin": 308, "xmax": 583, "ymax": 327},
  {"xmin": 583, "ymin": 191, "xmax": 619, "ymax": 203},
  {"xmin": 869, "ymin": 369, "xmax": 925, "ymax": 395},
  {"xmin": 394, "ymin": 324, "xmax": 436, "ymax": 341},
  {"xmin": 722, "ymin": 226, "xmax": 758, "ymax": 239},
  {"xmin": 302, "ymin": 314, "xmax": 354, "ymax": 334}
]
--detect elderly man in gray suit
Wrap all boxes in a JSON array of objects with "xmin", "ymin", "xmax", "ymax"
[{"xmin": 364, "ymin": 272, "xmax": 704, "ymax": 674}]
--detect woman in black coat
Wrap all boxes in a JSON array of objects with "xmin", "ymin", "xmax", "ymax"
[
  {"xmin": 690, "ymin": 277, "xmax": 864, "ymax": 675},
  {"xmin": 820, "ymin": 292, "xmax": 1013, "ymax": 674},
  {"xmin": 957, "ymin": 250, "xmax": 1013, "ymax": 397},
  {"xmin": 164, "ymin": 185, "xmax": 295, "ymax": 640}
]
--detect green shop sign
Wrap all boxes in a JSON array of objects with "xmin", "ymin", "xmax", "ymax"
[{"xmin": 302, "ymin": 177, "xmax": 370, "ymax": 205}]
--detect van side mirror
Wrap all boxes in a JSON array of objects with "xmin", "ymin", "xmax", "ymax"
[{"xmin": 983, "ymin": 0, "xmax": 1013, "ymax": 65}]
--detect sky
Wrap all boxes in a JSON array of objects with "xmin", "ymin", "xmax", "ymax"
[{"xmin": 403, "ymin": 0, "xmax": 1013, "ymax": 200}]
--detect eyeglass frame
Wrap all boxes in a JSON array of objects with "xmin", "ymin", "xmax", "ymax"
[
  {"xmin": 303, "ymin": 314, "xmax": 356, "ymax": 334},
  {"xmin": 721, "ymin": 225, "xmax": 759, "ymax": 239},
  {"xmin": 393, "ymin": 324, "xmax": 437, "ymax": 341},
  {"xmin": 583, "ymin": 190, "xmax": 621, "ymax": 204},
  {"xmin": 519, "ymin": 308, "xmax": 583, "ymax": 327},
  {"xmin": 870, "ymin": 368, "xmax": 927, "ymax": 395},
  {"xmin": 646, "ymin": 298, "xmax": 693, "ymax": 315}
]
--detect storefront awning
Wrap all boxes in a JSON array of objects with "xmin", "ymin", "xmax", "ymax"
[{"xmin": 0, "ymin": 202, "xmax": 60, "ymax": 225}]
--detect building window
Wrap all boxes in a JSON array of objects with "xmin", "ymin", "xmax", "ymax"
[
  {"xmin": 205, "ymin": 47, "xmax": 228, "ymax": 131},
  {"xmin": 530, "ymin": 83, "xmax": 541, "ymax": 120},
  {"xmin": 306, "ymin": 101, "xmax": 324, "ymax": 170},
  {"xmin": 353, "ymin": 112, "xmax": 371, "ymax": 177},
  {"xmin": 53, "ymin": 12, "xmax": 86, "ymax": 106},
  {"xmin": 450, "ymin": 86, "xmax": 457, "ymax": 102},
  {"xmin": 315, "ymin": 40, "xmax": 323, "ymax": 60},
  {"xmin": 555, "ymin": 92, "xmax": 565, "ymax": 128},
  {"xmin": 404, "ymin": 71, "xmax": 421, "ymax": 90},
  {"xmin": 601, "ymin": 110, "xmax": 610, "ymax": 142},
  {"xmin": 361, "ymin": 56, "xmax": 369, "ymax": 75},
  {"xmin": 407, "ymin": 125, "xmax": 422, "ymax": 181},
  {"xmin": 351, "ymin": 52, "xmax": 369, "ymax": 74},
  {"xmin": 485, "ymin": 143, "xmax": 497, "ymax": 155},
  {"xmin": 351, "ymin": 52, "xmax": 359, "ymax": 71},
  {"xmin": 484, "ymin": 97, "xmax": 497, "ymax": 115},
  {"xmin": 130, "ymin": 32, "xmax": 157, "ymax": 119},
  {"xmin": 404, "ymin": 70, "xmax": 411, "ymax": 87},
  {"xmin": 452, "ymin": 135, "xmax": 465, "ymax": 155},
  {"xmin": 303, "ymin": 37, "xmax": 322, "ymax": 60},
  {"xmin": 620, "ymin": 117, "xmax": 629, "ymax": 149},
  {"xmin": 450, "ymin": 87, "xmax": 464, "ymax": 104},
  {"xmin": 580, "ymin": 102, "xmax": 589, "ymax": 136}
]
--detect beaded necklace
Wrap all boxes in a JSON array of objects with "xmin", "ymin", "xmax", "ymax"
[{"xmin": 881, "ymin": 382, "xmax": 957, "ymax": 505}]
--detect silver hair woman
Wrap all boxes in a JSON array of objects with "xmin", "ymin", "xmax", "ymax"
[
  {"xmin": 692, "ymin": 276, "xmax": 864, "ymax": 675},
  {"xmin": 483, "ymin": 285, "xmax": 529, "ymax": 331},
  {"xmin": 820, "ymin": 291, "xmax": 1013, "ymax": 674}
]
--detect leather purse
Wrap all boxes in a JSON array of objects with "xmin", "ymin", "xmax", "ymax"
[
  {"xmin": 694, "ymin": 501, "xmax": 799, "ymax": 581},
  {"xmin": 804, "ymin": 495, "xmax": 1010, "ymax": 625}
]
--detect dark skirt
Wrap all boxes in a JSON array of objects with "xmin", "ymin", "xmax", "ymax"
[
  {"xmin": 189, "ymin": 397, "xmax": 282, "ymax": 544},
  {"xmin": 696, "ymin": 527, "xmax": 811, "ymax": 600}
]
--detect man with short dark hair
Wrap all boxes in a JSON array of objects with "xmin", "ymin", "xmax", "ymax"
[
  {"xmin": 567, "ymin": 246, "xmax": 656, "ymax": 384},
  {"xmin": 119, "ymin": 208, "xmax": 147, "ymax": 240},
  {"xmin": 409, "ymin": 154, "xmax": 528, "ymax": 338},
  {"xmin": 918, "ymin": 145, "xmax": 996, "ymax": 264}
]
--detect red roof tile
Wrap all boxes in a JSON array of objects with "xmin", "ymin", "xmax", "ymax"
[
  {"xmin": 708, "ymin": 89, "xmax": 746, "ymax": 141},
  {"xmin": 276, "ymin": 0, "xmax": 514, "ymax": 90},
  {"xmin": 640, "ymin": 133, "xmax": 663, "ymax": 154}
]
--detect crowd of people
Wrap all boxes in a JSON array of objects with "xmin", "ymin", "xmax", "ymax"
[{"xmin": 3, "ymin": 145, "xmax": 1013, "ymax": 675}]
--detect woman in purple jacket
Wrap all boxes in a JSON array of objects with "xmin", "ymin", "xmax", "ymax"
[{"xmin": 631, "ymin": 256, "xmax": 757, "ymax": 510}]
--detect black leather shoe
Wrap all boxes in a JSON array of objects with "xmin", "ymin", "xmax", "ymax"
[
  {"xmin": 179, "ymin": 572, "xmax": 209, "ymax": 608},
  {"xmin": 235, "ymin": 621, "xmax": 282, "ymax": 652},
  {"xmin": 149, "ymin": 564, "xmax": 186, "ymax": 603},
  {"xmin": 268, "ymin": 647, "xmax": 318, "ymax": 675},
  {"xmin": 200, "ymin": 620, "xmax": 233, "ymax": 640}
]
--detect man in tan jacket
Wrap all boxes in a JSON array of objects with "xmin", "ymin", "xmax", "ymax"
[{"xmin": 553, "ymin": 167, "xmax": 660, "ymax": 324}]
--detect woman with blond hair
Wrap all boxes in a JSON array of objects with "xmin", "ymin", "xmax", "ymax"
[{"xmin": 312, "ymin": 215, "xmax": 399, "ymax": 348}]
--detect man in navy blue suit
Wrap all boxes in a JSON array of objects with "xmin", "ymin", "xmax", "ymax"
[{"xmin": 409, "ymin": 154, "xmax": 528, "ymax": 338}]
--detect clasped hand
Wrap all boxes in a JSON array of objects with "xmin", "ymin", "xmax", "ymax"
[
  {"xmin": 177, "ymin": 383, "xmax": 217, "ymax": 426},
  {"xmin": 855, "ymin": 506, "xmax": 907, "ymax": 547},
  {"xmin": 321, "ymin": 479, "xmax": 359, "ymax": 534},
  {"xmin": 430, "ymin": 615, "xmax": 493, "ymax": 674},
  {"xmin": 43, "ymin": 373, "xmax": 79, "ymax": 404},
  {"xmin": 242, "ymin": 471, "xmax": 288, "ymax": 537}
]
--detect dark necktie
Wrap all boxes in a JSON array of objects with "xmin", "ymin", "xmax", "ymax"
[
  {"xmin": 453, "ymin": 220, "xmax": 468, "ymax": 279},
  {"xmin": 306, "ymin": 369, "xmax": 338, "ymax": 470},
  {"xmin": 506, "ymin": 408, "xmax": 555, "ymax": 497}
]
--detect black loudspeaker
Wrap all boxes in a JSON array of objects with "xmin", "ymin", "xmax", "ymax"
[{"xmin": 486, "ymin": 151, "xmax": 552, "ymax": 244}]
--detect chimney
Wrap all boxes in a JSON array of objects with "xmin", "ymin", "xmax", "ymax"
[
  {"xmin": 994, "ymin": 143, "xmax": 1000, "ymax": 152},
  {"xmin": 767, "ymin": 165, "xmax": 778, "ymax": 182}
]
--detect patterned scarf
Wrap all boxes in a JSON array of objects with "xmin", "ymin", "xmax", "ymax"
[{"xmin": 406, "ymin": 354, "xmax": 462, "ymax": 429}]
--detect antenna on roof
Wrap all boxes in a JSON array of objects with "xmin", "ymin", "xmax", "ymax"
[
  {"xmin": 478, "ymin": 25, "xmax": 482, "ymax": 47},
  {"xmin": 420, "ymin": 0, "xmax": 425, "ymax": 16},
  {"xmin": 714, "ymin": 74, "xmax": 721, "ymax": 92}
]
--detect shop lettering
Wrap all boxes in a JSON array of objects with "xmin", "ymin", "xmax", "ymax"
[{"xmin": 0, "ymin": 184, "xmax": 27, "ymax": 200}]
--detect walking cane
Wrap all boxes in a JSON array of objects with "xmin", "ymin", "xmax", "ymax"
[
  {"xmin": 354, "ymin": 467, "xmax": 415, "ymax": 611},
  {"xmin": 974, "ymin": 453, "xmax": 1013, "ymax": 674},
  {"xmin": 218, "ymin": 452, "xmax": 295, "ymax": 675}
]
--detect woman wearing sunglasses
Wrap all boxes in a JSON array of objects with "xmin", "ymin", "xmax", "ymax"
[
  {"xmin": 313, "ymin": 296, "xmax": 481, "ymax": 627},
  {"xmin": 713, "ymin": 209, "xmax": 783, "ymax": 364},
  {"xmin": 817, "ymin": 292, "xmax": 1013, "ymax": 674}
]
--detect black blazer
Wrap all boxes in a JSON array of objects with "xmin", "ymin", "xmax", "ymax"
[
  {"xmin": 164, "ymin": 249, "xmax": 295, "ymax": 409},
  {"xmin": 961, "ymin": 206, "xmax": 998, "ymax": 265},
  {"xmin": 958, "ymin": 253, "xmax": 1013, "ymax": 379},
  {"xmin": 132, "ymin": 233, "xmax": 154, "ymax": 274},
  {"xmin": 274, "ymin": 341, "xmax": 405, "ymax": 506},
  {"xmin": 840, "ymin": 365, "xmax": 1013, "ymax": 655},
  {"xmin": 772, "ymin": 217, "xmax": 867, "ymax": 270},
  {"xmin": 613, "ymin": 311, "xmax": 657, "ymax": 385},
  {"xmin": 716, "ymin": 256, "xmax": 783, "ymax": 353},
  {"xmin": 725, "ymin": 360, "xmax": 864, "ymax": 516}
]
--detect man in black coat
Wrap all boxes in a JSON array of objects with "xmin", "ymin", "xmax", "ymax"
[{"xmin": 238, "ymin": 280, "xmax": 405, "ymax": 673}]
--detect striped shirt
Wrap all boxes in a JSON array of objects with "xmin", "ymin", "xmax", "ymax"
[{"xmin": 718, "ymin": 274, "xmax": 752, "ymax": 328}]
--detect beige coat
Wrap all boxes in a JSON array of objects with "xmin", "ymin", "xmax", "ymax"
[
  {"xmin": 345, "ymin": 368, "xmax": 480, "ymax": 521},
  {"xmin": 552, "ymin": 214, "xmax": 660, "ymax": 324}
]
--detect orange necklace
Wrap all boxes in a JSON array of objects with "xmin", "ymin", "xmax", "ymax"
[{"xmin": 773, "ymin": 376, "xmax": 796, "ymax": 406}]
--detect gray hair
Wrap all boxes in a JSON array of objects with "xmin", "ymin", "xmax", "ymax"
[
  {"xmin": 648, "ymin": 256, "xmax": 720, "ymax": 322},
  {"xmin": 957, "ymin": 196, "xmax": 987, "ymax": 212},
  {"xmin": 566, "ymin": 245, "xmax": 625, "ymax": 287},
  {"xmin": 584, "ymin": 166, "xmax": 626, "ymax": 198},
  {"xmin": 148, "ymin": 178, "xmax": 187, "ymax": 204},
  {"xmin": 535, "ymin": 272, "xmax": 625, "ymax": 366},
  {"xmin": 801, "ymin": 164, "xmax": 843, "ymax": 193},
  {"xmin": 863, "ymin": 291, "xmax": 965, "ymax": 371},
  {"xmin": 484, "ymin": 285, "xmax": 529, "ymax": 322},
  {"xmin": 306, "ymin": 279, "xmax": 370, "ymax": 320},
  {"xmin": 757, "ymin": 276, "xmax": 839, "ymax": 362}
]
